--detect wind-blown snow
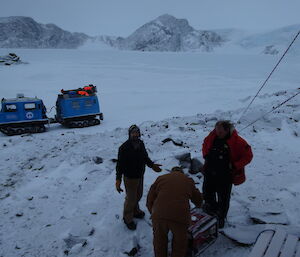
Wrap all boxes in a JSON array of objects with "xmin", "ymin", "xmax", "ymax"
[
  {"xmin": 238, "ymin": 24, "xmax": 300, "ymax": 54},
  {"xmin": 0, "ymin": 47, "xmax": 299, "ymax": 257}
]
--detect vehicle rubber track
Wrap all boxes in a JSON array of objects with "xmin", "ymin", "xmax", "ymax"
[
  {"xmin": 0, "ymin": 125, "xmax": 46, "ymax": 136},
  {"xmin": 66, "ymin": 118, "xmax": 100, "ymax": 128}
]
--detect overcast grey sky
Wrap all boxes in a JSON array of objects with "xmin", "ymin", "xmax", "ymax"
[{"xmin": 0, "ymin": 0, "xmax": 299, "ymax": 36}]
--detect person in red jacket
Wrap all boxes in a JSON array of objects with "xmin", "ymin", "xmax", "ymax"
[{"xmin": 202, "ymin": 120, "xmax": 253, "ymax": 228}]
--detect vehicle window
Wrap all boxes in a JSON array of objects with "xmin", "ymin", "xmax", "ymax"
[
  {"xmin": 71, "ymin": 101, "xmax": 80, "ymax": 109},
  {"xmin": 24, "ymin": 103, "xmax": 36, "ymax": 110},
  {"xmin": 85, "ymin": 100, "xmax": 93, "ymax": 107},
  {"xmin": 5, "ymin": 104, "xmax": 17, "ymax": 112}
]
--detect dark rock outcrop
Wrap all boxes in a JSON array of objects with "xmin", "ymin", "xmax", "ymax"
[{"xmin": 0, "ymin": 16, "xmax": 89, "ymax": 48}]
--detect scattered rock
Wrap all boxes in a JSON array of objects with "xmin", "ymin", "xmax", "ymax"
[
  {"xmin": 92, "ymin": 156, "xmax": 103, "ymax": 164},
  {"xmin": 0, "ymin": 193, "xmax": 10, "ymax": 200},
  {"xmin": 162, "ymin": 138, "xmax": 184, "ymax": 147},
  {"xmin": 3, "ymin": 179, "xmax": 16, "ymax": 187},
  {"xmin": 63, "ymin": 234, "xmax": 87, "ymax": 249},
  {"xmin": 16, "ymin": 212, "xmax": 23, "ymax": 217},
  {"xmin": 274, "ymin": 90, "xmax": 287, "ymax": 96},
  {"xmin": 124, "ymin": 246, "xmax": 140, "ymax": 256},
  {"xmin": 175, "ymin": 152, "xmax": 191, "ymax": 162},
  {"xmin": 205, "ymin": 117, "xmax": 218, "ymax": 123},
  {"xmin": 33, "ymin": 166, "xmax": 44, "ymax": 171},
  {"xmin": 88, "ymin": 228, "xmax": 95, "ymax": 236},
  {"xmin": 162, "ymin": 138, "xmax": 173, "ymax": 144},
  {"xmin": 180, "ymin": 161, "xmax": 191, "ymax": 169},
  {"xmin": 124, "ymin": 236, "xmax": 140, "ymax": 256},
  {"xmin": 189, "ymin": 158, "xmax": 203, "ymax": 174},
  {"xmin": 174, "ymin": 152, "xmax": 191, "ymax": 169},
  {"xmin": 263, "ymin": 45, "xmax": 279, "ymax": 55}
]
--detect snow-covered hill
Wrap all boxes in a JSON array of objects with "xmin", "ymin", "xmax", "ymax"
[
  {"xmin": 1, "ymin": 15, "xmax": 299, "ymax": 54},
  {"xmin": 0, "ymin": 48, "xmax": 300, "ymax": 257},
  {"xmin": 0, "ymin": 16, "xmax": 90, "ymax": 48},
  {"xmin": 238, "ymin": 24, "xmax": 300, "ymax": 55},
  {"xmin": 100, "ymin": 14, "xmax": 224, "ymax": 52},
  {"xmin": 92, "ymin": 17, "xmax": 300, "ymax": 54},
  {"xmin": 1, "ymin": 90, "xmax": 300, "ymax": 257}
]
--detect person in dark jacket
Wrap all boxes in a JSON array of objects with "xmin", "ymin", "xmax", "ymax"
[
  {"xmin": 147, "ymin": 166, "xmax": 203, "ymax": 257},
  {"xmin": 202, "ymin": 120, "xmax": 253, "ymax": 228},
  {"xmin": 116, "ymin": 124, "xmax": 162, "ymax": 230}
]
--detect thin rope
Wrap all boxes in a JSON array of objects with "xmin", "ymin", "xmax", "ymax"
[
  {"xmin": 239, "ymin": 89, "xmax": 300, "ymax": 132},
  {"xmin": 46, "ymin": 106, "xmax": 56, "ymax": 113},
  {"xmin": 237, "ymin": 30, "xmax": 300, "ymax": 123}
]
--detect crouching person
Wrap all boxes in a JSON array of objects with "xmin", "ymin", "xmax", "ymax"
[{"xmin": 146, "ymin": 166, "xmax": 203, "ymax": 257}]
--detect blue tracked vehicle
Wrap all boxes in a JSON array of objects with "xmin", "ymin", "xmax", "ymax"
[
  {"xmin": 0, "ymin": 94, "xmax": 48, "ymax": 136},
  {"xmin": 55, "ymin": 84, "xmax": 103, "ymax": 128},
  {"xmin": 0, "ymin": 84, "xmax": 104, "ymax": 136}
]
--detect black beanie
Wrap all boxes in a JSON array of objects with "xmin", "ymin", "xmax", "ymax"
[{"xmin": 128, "ymin": 124, "xmax": 141, "ymax": 138}]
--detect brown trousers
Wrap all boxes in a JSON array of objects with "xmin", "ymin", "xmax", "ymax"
[
  {"xmin": 123, "ymin": 176, "xmax": 144, "ymax": 223},
  {"xmin": 152, "ymin": 219, "xmax": 188, "ymax": 257}
]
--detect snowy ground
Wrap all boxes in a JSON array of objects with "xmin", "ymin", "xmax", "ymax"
[{"xmin": 0, "ymin": 48, "xmax": 299, "ymax": 257}]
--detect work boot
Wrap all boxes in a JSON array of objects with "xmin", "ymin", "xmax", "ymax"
[
  {"xmin": 218, "ymin": 218, "xmax": 225, "ymax": 229},
  {"xmin": 133, "ymin": 210, "xmax": 145, "ymax": 219},
  {"xmin": 124, "ymin": 220, "xmax": 137, "ymax": 230}
]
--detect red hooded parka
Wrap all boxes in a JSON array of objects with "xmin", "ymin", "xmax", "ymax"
[{"xmin": 202, "ymin": 129, "xmax": 253, "ymax": 185}]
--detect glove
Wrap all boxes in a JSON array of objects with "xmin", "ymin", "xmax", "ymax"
[
  {"xmin": 115, "ymin": 180, "xmax": 123, "ymax": 193},
  {"xmin": 152, "ymin": 163, "xmax": 162, "ymax": 172}
]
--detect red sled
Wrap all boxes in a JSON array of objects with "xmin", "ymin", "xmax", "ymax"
[{"xmin": 187, "ymin": 208, "xmax": 218, "ymax": 256}]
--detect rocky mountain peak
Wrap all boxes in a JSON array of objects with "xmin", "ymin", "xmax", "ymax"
[
  {"xmin": 0, "ymin": 16, "xmax": 89, "ymax": 49},
  {"xmin": 114, "ymin": 14, "xmax": 223, "ymax": 52},
  {"xmin": 152, "ymin": 14, "xmax": 194, "ymax": 35}
]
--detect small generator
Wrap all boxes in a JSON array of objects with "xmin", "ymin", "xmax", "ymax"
[{"xmin": 187, "ymin": 208, "xmax": 218, "ymax": 256}]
